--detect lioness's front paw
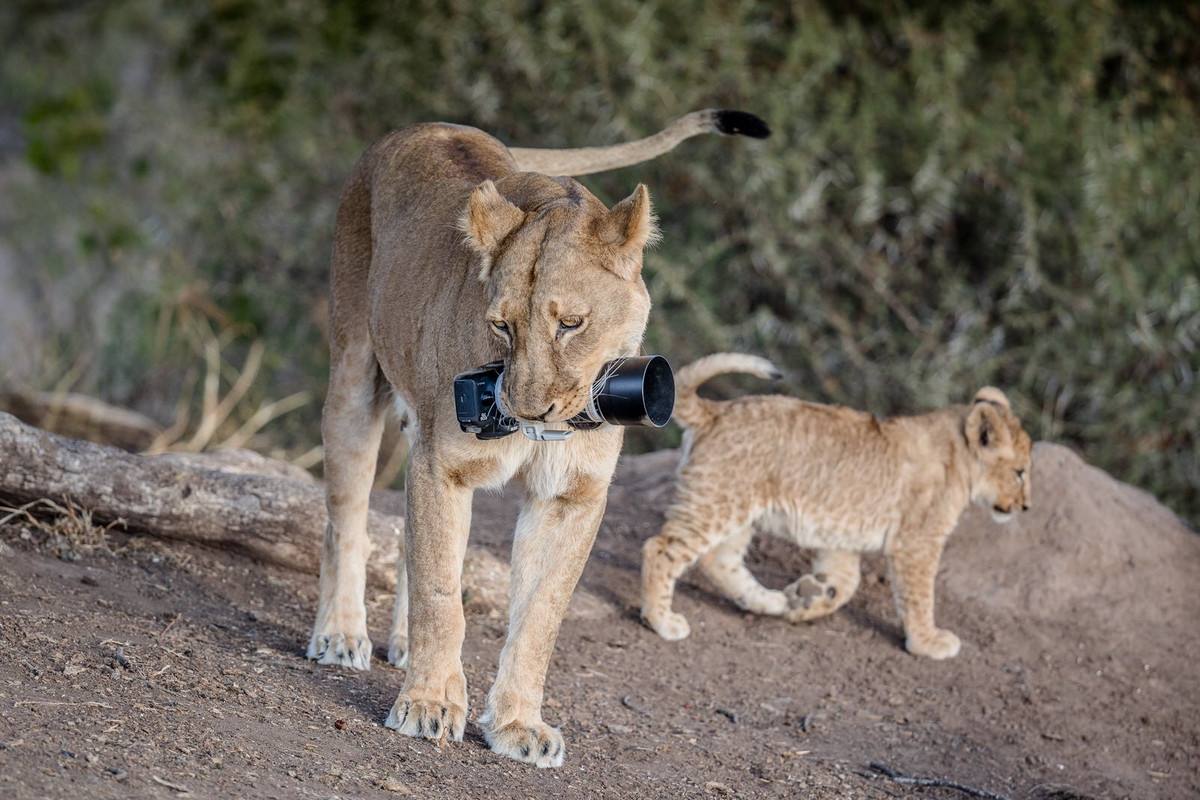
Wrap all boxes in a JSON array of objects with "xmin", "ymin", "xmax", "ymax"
[
  {"xmin": 782, "ymin": 573, "xmax": 838, "ymax": 622},
  {"xmin": 307, "ymin": 631, "xmax": 372, "ymax": 671},
  {"xmin": 483, "ymin": 720, "xmax": 565, "ymax": 768},
  {"xmin": 384, "ymin": 694, "xmax": 466, "ymax": 743},
  {"xmin": 387, "ymin": 634, "xmax": 408, "ymax": 669},
  {"xmin": 905, "ymin": 628, "xmax": 961, "ymax": 660},
  {"xmin": 642, "ymin": 608, "xmax": 691, "ymax": 641}
]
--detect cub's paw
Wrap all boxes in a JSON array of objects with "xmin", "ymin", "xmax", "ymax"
[
  {"xmin": 307, "ymin": 631, "xmax": 372, "ymax": 671},
  {"xmin": 905, "ymin": 628, "xmax": 961, "ymax": 660},
  {"xmin": 642, "ymin": 608, "xmax": 691, "ymax": 641},
  {"xmin": 483, "ymin": 720, "xmax": 565, "ymax": 768},
  {"xmin": 387, "ymin": 635, "xmax": 408, "ymax": 669},
  {"xmin": 740, "ymin": 588, "xmax": 789, "ymax": 616},
  {"xmin": 782, "ymin": 573, "xmax": 837, "ymax": 622},
  {"xmin": 384, "ymin": 694, "xmax": 466, "ymax": 743}
]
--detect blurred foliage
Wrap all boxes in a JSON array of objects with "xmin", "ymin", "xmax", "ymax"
[{"xmin": 0, "ymin": 0, "xmax": 1196, "ymax": 525}]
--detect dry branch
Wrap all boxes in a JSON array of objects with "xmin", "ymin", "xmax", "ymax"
[
  {"xmin": 868, "ymin": 763, "xmax": 1012, "ymax": 800},
  {"xmin": 0, "ymin": 390, "xmax": 162, "ymax": 451},
  {"xmin": 0, "ymin": 411, "xmax": 400, "ymax": 589}
]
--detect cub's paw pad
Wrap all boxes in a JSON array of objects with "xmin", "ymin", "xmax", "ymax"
[
  {"xmin": 387, "ymin": 635, "xmax": 408, "ymax": 669},
  {"xmin": 906, "ymin": 629, "xmax": 961, "ymax": 660},
  {"xmin": 307, "ymin": 632, "xmax": 372, "ymax": 671},
  {"xmin": 783, "ymin": 574, "xmax": 836, "ymax": 621},
  {"xmin": 642, "ymin": 609, "xmax": 691, "ymax": 641},
  {"xmin": 385, "ymin": 696, "xmax": 466, "ymax": 743},
  {"xmin": 484, "ymin": 721, "xmax": 565, "ymax": 768}
]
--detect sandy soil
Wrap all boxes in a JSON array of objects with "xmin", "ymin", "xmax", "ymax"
[{"xmin": 1, "ymin": 443, "xmax": 1197, "ymax": 799}]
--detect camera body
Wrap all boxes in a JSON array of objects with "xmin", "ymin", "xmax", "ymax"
[
  {"xmin": 454, "ymin": 355, "xmax": 674, "ymax": 441},
  {"xmin": 452, "ymin": 362, "xmax": 519, "ymax": 440}
]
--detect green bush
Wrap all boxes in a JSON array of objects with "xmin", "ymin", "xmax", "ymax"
[{"xmin": 1, "ymin": 0, "xmax": 1196, "ymax": 525}]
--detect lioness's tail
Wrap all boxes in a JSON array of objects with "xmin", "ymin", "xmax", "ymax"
[
  {"xmin": 673, "ymin": 352, "xmax": 782, "ymax": 430},
  {"xmin": 508, "ymin": 110, "xmax": 770, "ymax": 177}
]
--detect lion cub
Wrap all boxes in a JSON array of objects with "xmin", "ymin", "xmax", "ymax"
[{"xmin": 641, "ymin": 353, "xmax": 1032, "ymax": 659}]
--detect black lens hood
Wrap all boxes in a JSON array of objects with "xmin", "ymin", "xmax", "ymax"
[{"xmin": 587, "ymin": 355, "xmax": 674, "ymax": 428}]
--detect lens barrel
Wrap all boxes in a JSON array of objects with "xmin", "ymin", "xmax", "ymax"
[{"xmin": 570, "ymin": 355, "xmax": 674, "ymax": 428}]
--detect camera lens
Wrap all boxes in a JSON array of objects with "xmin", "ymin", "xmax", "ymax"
[{"xmin": 583, "ymin": 355, "xmax": 674, "ymax": 427}]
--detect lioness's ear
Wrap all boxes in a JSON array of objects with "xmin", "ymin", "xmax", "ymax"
[
  {"xmin": 966, "ymin": 402, "xmax": 1010, "ymax": 455},
  {"xmin": 973, "ymin": 386, "xmax": 1010, "ymax": 412},
  {"xmin": 596, "ymin": 184, "xmax": 659, "ymax": 280},
  {"xmin": 460, "ymin": 181, "xmax": 525, "ymax": 277}
]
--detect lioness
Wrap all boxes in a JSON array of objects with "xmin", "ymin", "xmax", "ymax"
[
  {"xmin": 641, "ymin": 353, "xmax": 1032, "ymax": 659},
  {"xmin": 308, "ymin": 112, "xmax": 768, "ymax": 767}
]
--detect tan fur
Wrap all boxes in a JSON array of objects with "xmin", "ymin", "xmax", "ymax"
[
  {"xmin": 642, "ymin": 353, "xmax": 1033, "ymax": 660},
  {"xmin": 307, "ymin": 117, "xmax": 758, "ymax": 768}
]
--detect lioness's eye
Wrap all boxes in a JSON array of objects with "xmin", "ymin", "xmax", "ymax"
[
  {"xmin": 1016, "ymin": 469, "xmax": 1025, "ymax": 484},
  {"xmin": 559, "ymin": 316, "xmax": 583, "ymax": 331},
  {"xmin": 490, "ymin": 319, "xmax": 510, "ymax": 335}
]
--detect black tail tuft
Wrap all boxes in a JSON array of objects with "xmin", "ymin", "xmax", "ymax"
[
  {"xmin": 768, "ymin": 369, "xmax": 785, "ymax": 381},
  {"xmin": 714, "ymin": 110, "xmax": 771, "ymax": 139}
]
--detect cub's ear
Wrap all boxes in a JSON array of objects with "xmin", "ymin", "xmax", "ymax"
[
  {"xmin": 460, "ymin": 181, "xmax": 526, "ymax": 277},
  {"xmin": 973, "ymin": 386, "xmax": 1010, "ymax": 412},
  {"xmin": 595, "ymin": 184, "xmax": 660, "ymax": 281},
  {"xmin": 966, "ymin": 401, "xmax": 1011, "ymax": 456}
]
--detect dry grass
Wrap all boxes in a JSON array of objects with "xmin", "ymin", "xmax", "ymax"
[
  {"xmin": 143, "ymin": 296, "xmax": 312, "ymax": 458},
  {"xmin": 0, "ymin": 496, "xmax": 121, "ymax": 561}
]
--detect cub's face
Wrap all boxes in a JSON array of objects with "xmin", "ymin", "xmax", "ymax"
[
  {"xmin": 965, "ymin": 388, "xmax": 1033, "ymax": 523},
  {"xmin": 462, "ymin": 177, "xmax": 654, "ymax": 423}
]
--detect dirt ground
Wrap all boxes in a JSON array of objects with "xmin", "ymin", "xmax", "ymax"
[{"xmin": 2, "ymin": 443, "xmax": 1197, "ymax": 799}]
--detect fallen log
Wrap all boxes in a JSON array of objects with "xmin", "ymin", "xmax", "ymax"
[
  {"xmin": 0, "ymin": 411, "xmax": 401, "ymax": 589},
  {"xmin": 0, "ymin": 389, "xmax": 163, "ymax": 452}
]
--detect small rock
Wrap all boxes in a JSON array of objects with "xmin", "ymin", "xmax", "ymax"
[{"xmin": 380, "ymin": 778, "xmax": 413, "ymax": 794}]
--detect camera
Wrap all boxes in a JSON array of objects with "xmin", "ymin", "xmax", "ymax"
[{"xmin": 454, "ymin": 355, "xmax": 675, "ymax": 441}]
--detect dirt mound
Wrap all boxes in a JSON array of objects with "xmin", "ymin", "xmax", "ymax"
[{"xmin": 942, "ymin": 442, "xmax": 1199, "ymax": 628}]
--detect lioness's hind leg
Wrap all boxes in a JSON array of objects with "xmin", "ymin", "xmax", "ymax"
[
  {"xmin": 784, "ymin": 549, "xmax": 861, "ymax": 623},
  {"xmin": 698, "ymin": 525, "xmax": 788, "ymax": 616},
  {"xmin": 387, "ymin": 537, "xmax": 409, "ymax": 668},
  {"xmin": 308, "ymin": 340, "xmax": 389, "ymax": 671}
]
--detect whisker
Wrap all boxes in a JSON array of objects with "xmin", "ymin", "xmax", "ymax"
[{"xmin": 589, "ymin": 357, "xmax": 626, "ymax": 403}]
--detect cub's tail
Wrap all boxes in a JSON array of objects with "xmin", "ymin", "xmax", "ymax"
[
  {"xmin": 508, "ymin": 110, "xmax": 770, "ymax": 177},
  {"xmin": 673, "ymin": 352, "xmax": 782, "ymax": 430}
]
